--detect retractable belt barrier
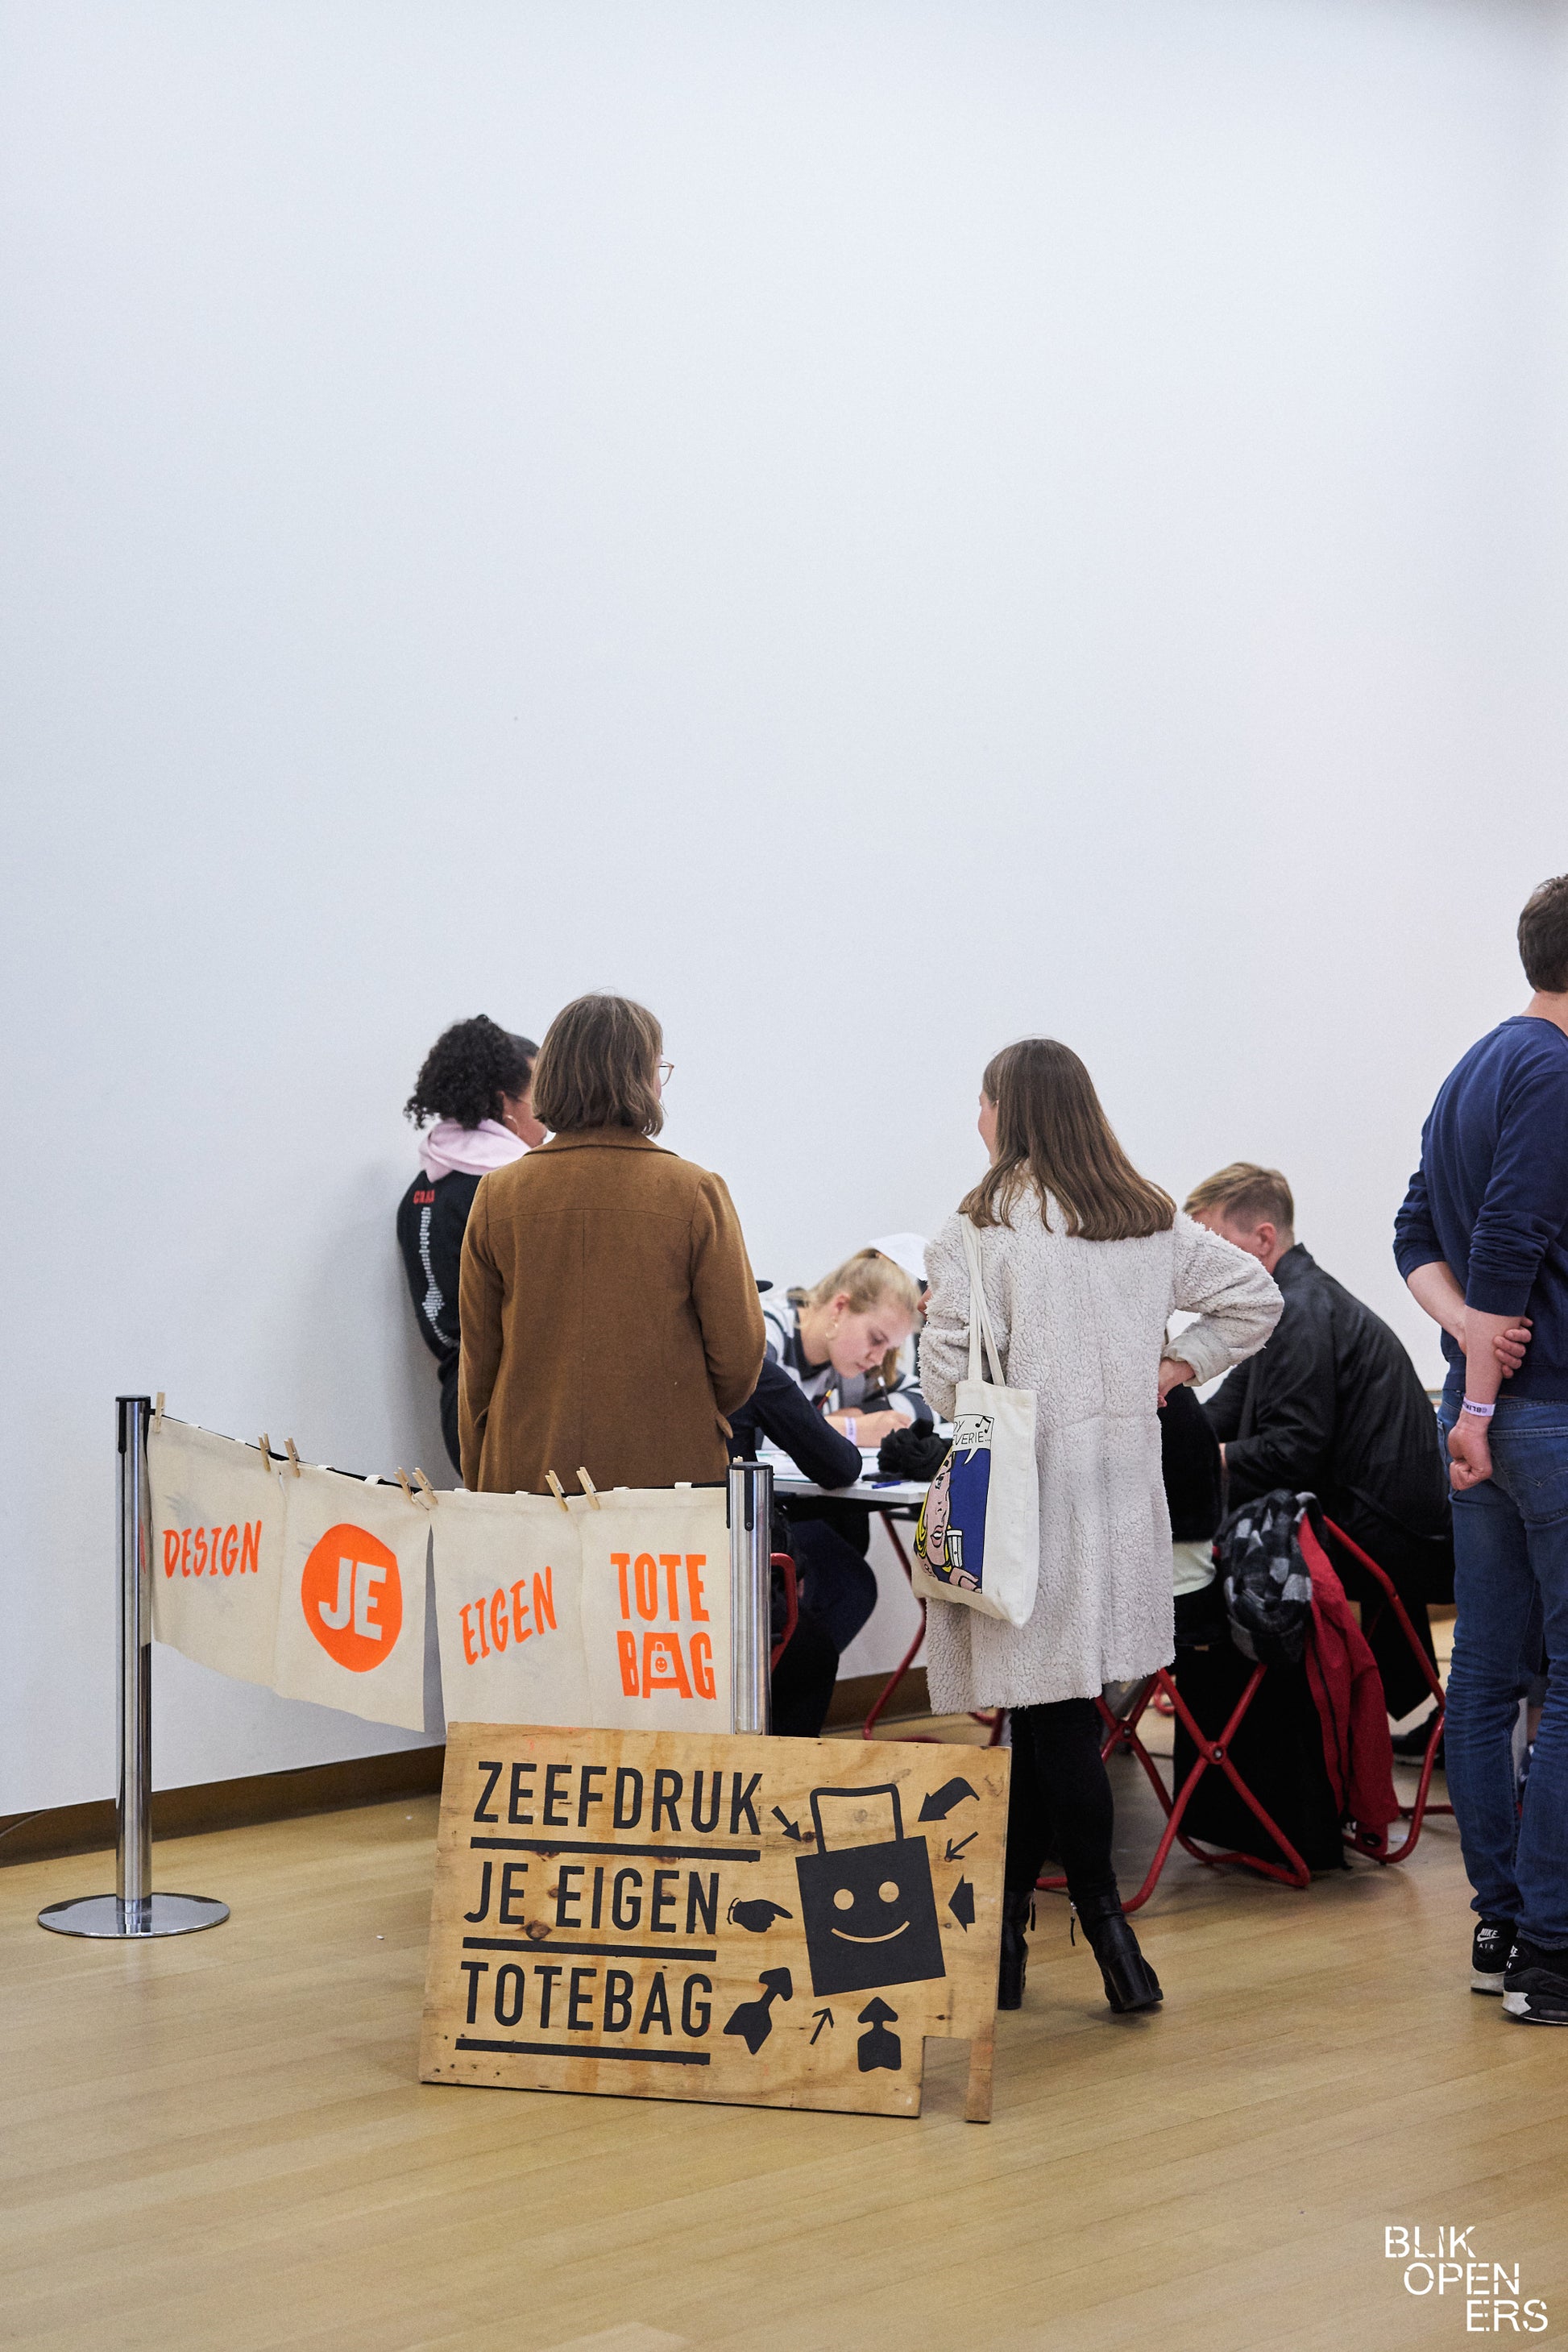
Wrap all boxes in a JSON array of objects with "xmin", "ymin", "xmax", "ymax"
[{"xmin": 38, "ymin": 1398, "xmax": 774, "ymax": 1941}]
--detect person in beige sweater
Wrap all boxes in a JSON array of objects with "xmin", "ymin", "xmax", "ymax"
[
  {"xmin": 458, "ymin": 993, "xmax": 765, "ymax": 1495},
  {"xmin": 921, "ymin": 1037, "xmax": 1280, "ymax": 2018}
]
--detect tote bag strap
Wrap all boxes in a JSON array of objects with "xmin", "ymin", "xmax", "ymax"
[{"xmin": 960, "ymin": 1217, "xmax": 1005, "ymax": 1387}]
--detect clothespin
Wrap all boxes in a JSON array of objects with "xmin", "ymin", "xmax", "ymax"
[
  {"xmin": 284, "ymin": 1437, "xmax": 302, "ymax": 1479},
  {"xmin": 413, "ymin": 1467, "xmax": 438, "ymax": 1504},
  {"xmin": 576, "ymin": 1467, "xmax": 602, "ymax": 1509},
  {"xmin": 396, "ymin": 1467, "xmax": 416, "ymax": 1506},
  {"xmin": 152, "ymin": 1392, "xmax": 165, "ymax": 1433},
  {"xmin": 259, "ymin": 1433, "xmax": 272, "ymax": 1472},
  {"xmin": 544, "ymin": 1470, "xmax": 571, "ymax": 1514}
]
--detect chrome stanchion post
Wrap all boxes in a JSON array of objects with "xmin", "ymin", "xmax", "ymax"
[
  {"xmin": 39, "ymin": 1398, "xmax": 229, "ymax": 1939},
  {"xmin": 728, "ymin": 1459, "xmax": 773, "ymax": 1735},
  {"xmin": 118, "ymin": 1392, "xmax": 153, "ymax": 1921}
]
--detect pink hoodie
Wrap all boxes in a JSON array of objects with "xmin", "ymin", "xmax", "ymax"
[{"xmin": 417, "ymin": 1119, "xmax": 528, "ymax": 1181}]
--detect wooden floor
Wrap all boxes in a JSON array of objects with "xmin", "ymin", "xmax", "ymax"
[{"xmin": 2, "ymin": 1735, "xmax": 1565, "ymax": 2352}]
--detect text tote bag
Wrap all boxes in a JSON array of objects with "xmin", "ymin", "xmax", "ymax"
[{"xmin": 911, "ymin": 1217, "xmax": 1039, "ymax": 1627}]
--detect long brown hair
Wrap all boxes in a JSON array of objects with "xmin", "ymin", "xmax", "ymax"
[{"xmin": 960, "ymin": 1038, "xmax": 1173, "ymax": 1241}]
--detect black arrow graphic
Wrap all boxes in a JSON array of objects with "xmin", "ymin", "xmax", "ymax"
[
  {"xmin": 771, "ymin": 1806, "xmax": 803, "ymax": 1841},
  {"xmin": 944, "ymin": 1831, "xmax": 979, "ymax": 1861},
  {"xmin": 919, "ymin": 1777, "xmax": 978, "ymax": 1822},
  {"xmin": 810, "ymin": 2008, "xmax": 833, "ymax": 2045},
  {"xmin": 723, "ymin": 1967, "xmax": 794, "ymax": 2055},
  {"xmin": 948, "ymin": 1877, "xmax": 976, "ymax": 1931},
  {"xmin": 857, "ymin": 1997, "xmax": 902, "ymax": 2072}
]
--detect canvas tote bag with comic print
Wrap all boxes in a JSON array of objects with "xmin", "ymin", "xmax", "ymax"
[{"xmin": 912, "ymin": 1217, "xmax": 1039, "ymax": 1627}]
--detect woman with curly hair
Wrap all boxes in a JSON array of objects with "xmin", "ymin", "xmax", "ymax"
[{"xmin": 397, "ymin": 1015, "xmax": 541, "ymax": 1472}]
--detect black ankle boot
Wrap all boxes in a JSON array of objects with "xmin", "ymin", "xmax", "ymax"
[
  {"xmin": 1073, "ymin": 1890, "xmax": 1162, "ymax": 2014},
  {"xmin": 998, "ymin": 1889, "xmax": 1035, "ymax": 2010}
]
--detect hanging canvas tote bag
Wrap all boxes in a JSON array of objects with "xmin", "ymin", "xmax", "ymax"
[{"xmin": 911, "ymin": 1218, "xmax": 1039, "ymax": 1626}]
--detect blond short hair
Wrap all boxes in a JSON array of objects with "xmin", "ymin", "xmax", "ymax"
[{"xmin": 1184, "ymin": 1162, "xmax": 1295, "ymax": 1236}]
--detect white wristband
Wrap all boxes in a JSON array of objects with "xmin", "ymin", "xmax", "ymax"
[
  {"xmin": 1461, "ymin": 1397, "xmax": 1495, "ymax": 1420},
  {"xmin": 845, "ymin": 1417, "xmax": 858, "ymax": 1445}
]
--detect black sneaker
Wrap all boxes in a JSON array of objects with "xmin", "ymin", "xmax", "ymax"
[
  {"xmin": 1471, "ymin": 1918, "xmax": 1515, "ymax": 1995},
  {"xmin": 1503, "ymin": 1938, "xmax": 1568, "ymax": 2026}
]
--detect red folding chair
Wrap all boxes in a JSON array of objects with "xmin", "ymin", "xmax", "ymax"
[
  {"xmin": 1317, "ymin": 1515, "xmax": 1450, "ymax": 1861},
  {"xmin": 861, "ymin": 1510, "xmax": 1004, "ymax": 1745},
  {"xmin": 769, "ymin": 1553, "xmax": 798, "ymax": 1672},
  {"xmin": 1038, "ymin": 1513, "xmax": 1448, "ymax": 1912}
]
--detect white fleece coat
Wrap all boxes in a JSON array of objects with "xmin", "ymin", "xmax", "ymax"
[{"xmin": 920, "ymin": 1201, "xmax": 1281, "ymax": 1710}]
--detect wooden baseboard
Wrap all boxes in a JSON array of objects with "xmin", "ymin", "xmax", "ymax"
[
  {"xmin": 823, "ymin": 1666, "xmax": 929, "ymax": 1728},
  {"xmin": 0, "ymin": 1744, "xmax": 447, "ymax": 1869}
]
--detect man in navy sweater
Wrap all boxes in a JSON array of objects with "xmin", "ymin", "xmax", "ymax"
[{"xmin": 1396, "ymin": 873, "xmax": 1568, "ymax": 2024}]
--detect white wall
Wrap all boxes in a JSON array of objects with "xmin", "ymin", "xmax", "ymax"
[{"xmin": 3, "ymin": 0, "xmax": 1565, "ymax": 1811}]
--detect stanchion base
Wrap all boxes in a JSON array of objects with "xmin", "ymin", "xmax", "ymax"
[{"xmin": 37, "ymin": 1893, "xmax": 230, "ymax": 1939}]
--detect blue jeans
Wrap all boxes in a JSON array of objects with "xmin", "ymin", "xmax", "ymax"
[{"xmin": 1440, "ymin": 1399, "xmax": 1568, "ymax": 1948}]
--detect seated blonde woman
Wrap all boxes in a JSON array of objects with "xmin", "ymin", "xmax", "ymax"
[{"xmin": 727, "ymin": 1248, "xmax": 926, "ymax": 1735}]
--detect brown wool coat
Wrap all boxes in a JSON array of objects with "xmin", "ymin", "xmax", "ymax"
[{"xmin": 457, "ymin": 1128, "xmax": 765, "ymax": 1495}]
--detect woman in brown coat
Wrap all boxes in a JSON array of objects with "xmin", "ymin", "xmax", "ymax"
[{"xmin": 458, "ymin": 994, "xmax": 765, "ymax": 1494}]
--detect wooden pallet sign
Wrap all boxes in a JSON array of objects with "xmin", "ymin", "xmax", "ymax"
[{"xmin": 421, "ymin": 1722, "xmax": 1009, "ymax": 2120}]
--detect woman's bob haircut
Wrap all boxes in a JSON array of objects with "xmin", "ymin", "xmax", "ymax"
[
  {"xmin": 962, "ymin": 1037, "xmax": 1173, "ymax": 1242},
  {"xmin": 530, "ymin": 993, "xmax": 665, "ymax": 1138}
]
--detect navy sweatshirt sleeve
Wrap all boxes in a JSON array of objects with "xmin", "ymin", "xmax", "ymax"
[
  {"xmin": 1392, "ymin": 1160, "xmax": 1442, "ymax": 1282},
  {"xmin": 1465, "ymin": 1057, "xmax": 1568, "ymax": 1314},
  {"xmin": 729, "ymin": 1356, "xmax": 863, "ymax": 1488},
  {"xmin": 1392, "ymin": 1016, "xmax": 1568, "ymax": 1400}
]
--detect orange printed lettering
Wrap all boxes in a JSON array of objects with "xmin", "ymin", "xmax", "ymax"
[
  {"xmin": 240, "ymin": 1522, "xmax": 261, "ymax": 1574},
  {"xmin": 460, "ymin": 1603, "xmax": 479, "ymax": 1665},
  {"xmin": 616, "ymin": 1630, "xmax": 639, "ymax": 1696},
  {"xmin": 533, "ymin": 1566, "xmax": 556, "ymax": 1632},
  {"xmin": 612, "ymin": 1553, "xmax": 631, "ymax": 1620},
  {"xmin": 685, "ymin": 1553, "xmax": 709, "ymax": 1622},
  {"xmin": 642, "ymin": 1632, "xmax": 692, "ymax": 1699},
  {"xmin": 221, "ymin": 1524, "xmax": 239, "ymax": 1576},
  {"xmin": 489, "ymin": 1590, "xmax": 508, "ymax": 1653},
  {"xmin": 475, "ymin": 1597, "xmax": 490, "ymax": 1658},
  {"xmin": 633, "ymin": 1553, "xmax": 658, "ymax": 1622},
  {"xmin": 690, "ymin": 1631, "xmax": 716, "ymax": 1699},
  {"xmin": 180, "ymin": 1527, "xmax": 193, "ymax": 1578},
  {"xmin": 510, "ymin": 1579, "xmax": 533, "ymax": 1645},
  {"xmin": 659, "ymin": 1553, "xmax": 682, "ymax": 1620},
  {"xmin": 164, "ymin": 1530, "xmax": 180, "ymax": 1578}
]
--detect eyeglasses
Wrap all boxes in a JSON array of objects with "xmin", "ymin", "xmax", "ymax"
[{"xmin": 657, "ymin": 1060, "xmax": 674, "ymax": 1085}]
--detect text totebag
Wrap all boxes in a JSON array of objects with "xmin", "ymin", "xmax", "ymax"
[
  {"xmin": 149, "ymin": 1420, "xmax": 287, "ymax": 1686},
  {"xmin": 271, "ymin": 1466, "xmax": 432, "ymax": 1732}
]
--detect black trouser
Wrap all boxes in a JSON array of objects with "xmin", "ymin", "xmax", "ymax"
[
  {"xmin": 438, "ymin": 1361, "xmax": 463, "ymax": 1477},
  {"xmin": 769, "ymin": 1508, "xmax": 881, "ymax": 1738},
  {"xmin": 1004, "ymin": 1698, "xmax": 1119, "ymax": 1906}
]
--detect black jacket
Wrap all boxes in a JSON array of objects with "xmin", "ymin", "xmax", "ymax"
[
  {"xmin": 1161, "ymin": 1383, "xmax": 1223, "ymax": 1542},
  {"xmin": 1203, "ymin": 1244, "xmax": 1448, "ymax": 1542},
  {"xmin": 396, "ymin": 1169, "xmax": 481, "ymax": 1379}
]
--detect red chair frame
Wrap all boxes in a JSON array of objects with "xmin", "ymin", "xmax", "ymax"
[
  {"xmin": 861, "ymin": 1511, "xmax": 1003, "ymax": 1746},
  {"xmin": 769, "ymin": 1552, "xmax": 798, "ymax": 1673},
  {"xmin": 1317, "ymin": 1515, "xmax": 1450, "ymax": 1860},
  {"xmin": 1037, "ymin": 1512, "xmax": 1448, "ymax": 1913}
]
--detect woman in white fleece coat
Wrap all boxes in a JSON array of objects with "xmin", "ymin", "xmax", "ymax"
[{"xmin": 921, "ymin": 1039, "xmax": 1280, "ymax": 2017}]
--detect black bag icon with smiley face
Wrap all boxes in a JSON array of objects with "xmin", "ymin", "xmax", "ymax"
[{"xmin": 795, "ymin": 1784, "xmax": 947, "ymax": 1998}]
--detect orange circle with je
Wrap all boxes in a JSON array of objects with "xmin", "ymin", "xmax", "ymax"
[{"xmin": 301, "ymin": 1523, "xmax": 401, "ymax": 1670}]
